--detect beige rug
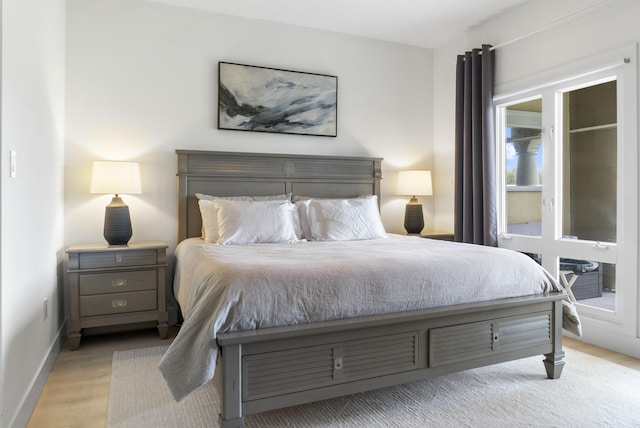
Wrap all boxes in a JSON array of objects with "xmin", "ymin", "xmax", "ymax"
[{"xmin": 107, "ymin": 345, "xmax": 640, "ymax": 428}]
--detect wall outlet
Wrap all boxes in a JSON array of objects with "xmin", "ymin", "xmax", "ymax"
[{"xmin": 43, "ymin": 298, "xmax": 48, "ymax": 321}]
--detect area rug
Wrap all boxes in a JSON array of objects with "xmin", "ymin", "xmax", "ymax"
[{"xmin": 107, "ymin": 345, "xmax": 640, "ymax": 428}]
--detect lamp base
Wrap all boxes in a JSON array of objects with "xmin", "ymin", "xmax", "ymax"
[
  {"xmin": 404, "ymin": 197, "xmax": 424, "ymax": 235},
  {"xmin": 103, "ymin": 196, "xmax": 133, "ymax": 246}
]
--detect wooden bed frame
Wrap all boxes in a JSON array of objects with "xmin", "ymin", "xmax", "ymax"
[{"xmin": 176, "ymin": 149, "xmax": 566, "ymax": 428}]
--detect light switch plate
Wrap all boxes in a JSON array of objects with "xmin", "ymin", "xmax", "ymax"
[{"xmin": 9, "ymin": 150, "xmax": 16, "ymax": 178}]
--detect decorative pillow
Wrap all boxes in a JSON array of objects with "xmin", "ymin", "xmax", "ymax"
[
  {"xmin": 213, "ymin": 199, "xmax": 301, "ymax": 245},
  {"xmin": 197, "ymin": 193, "xmax": 291, "ymax": 242},
  {"xmin": 307, "ymin": 195, "xmax": 387, "ymax": 241}
]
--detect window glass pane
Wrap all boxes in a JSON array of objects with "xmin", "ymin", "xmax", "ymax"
[
  {"xmin": 558, "ymin": 257, "xmax": 616, "ymax": 311},
  {"xmin": 525, "ymin": 252, "xmax": 615, "ymax": 311},
  {"xmin": 562, "ymin": 81, "xmax": 617, "ymax": 242},
  {"xmin": 505, "ymin": 99, "xmax": 542, "ymax": 236}
]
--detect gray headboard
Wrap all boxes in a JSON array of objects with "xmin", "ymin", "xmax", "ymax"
[{"xmin": 176, "ymin": 150, "xmax": 383, "ymax": 241}]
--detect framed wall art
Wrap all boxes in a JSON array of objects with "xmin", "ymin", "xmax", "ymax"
[{"xmin": 218, "ymin": 62, "xmax": 337, "ymax": 137}]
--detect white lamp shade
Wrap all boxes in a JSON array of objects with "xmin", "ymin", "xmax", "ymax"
[
  {"xmin": 397, "ymin": 170, "xmax": 433, "ymax": 196},
  {"xmin": 90, "ymin": 161, "xmax": 142, "ymax": 195}
]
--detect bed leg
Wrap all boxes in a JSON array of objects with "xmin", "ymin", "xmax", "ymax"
[
  {"xmin": 544, "ymin": 299, "xmax": 565, "ymax": 379},
  {"xmin": 220, "ymin": 344, "xmax": 243, "ymax": 428},
  {"xmin": 543, "ymin": 350, "xmax": 565, "ymax": 379}
]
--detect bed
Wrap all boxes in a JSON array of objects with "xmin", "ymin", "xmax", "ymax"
[{"xmin": 161, "ymin": 149, "xmax": 580, "ymax": 428}]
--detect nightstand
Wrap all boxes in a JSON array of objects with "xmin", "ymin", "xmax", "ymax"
[
  {"xmin": 420, "ymin": 232, "xmax": 455, "ymax": 241},
  {"xmin": 65, "ymin": 241, "xmax": 169, "ymax": 350}
]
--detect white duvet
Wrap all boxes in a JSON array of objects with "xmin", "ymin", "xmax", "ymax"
[{"xmin": 160, "ymin": 235, "xmax": 580, "ymax": 401}]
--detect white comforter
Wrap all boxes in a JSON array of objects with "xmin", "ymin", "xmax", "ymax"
[{"xmin": 160, "ymin": 235, "xmax": 580, "ymax": 401}]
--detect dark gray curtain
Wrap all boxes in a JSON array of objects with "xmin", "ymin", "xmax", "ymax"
[{"xmin": 454, "ymin": 44, "xmax": 497, "ymax": 246}]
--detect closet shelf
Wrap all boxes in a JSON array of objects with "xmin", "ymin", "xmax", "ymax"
[{"xmin": 569, "ymin": 123, "xmax": 617, "ymax": 134}]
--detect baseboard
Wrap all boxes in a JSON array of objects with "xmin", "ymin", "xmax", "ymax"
[
  {"xmin": 565, "ymin": 323, "xmax": 640, "ymax": 359},
  {"xmin": 10, "ymin": 321, "xmax": 66, "ymax": 428}
]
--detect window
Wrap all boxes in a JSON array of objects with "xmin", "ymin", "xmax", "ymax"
[
  {"xmin": 495, "ymin": 45, "xmax": 638, "ymax": 338},
  {"xmin": 505, "ymin": 99, "xmax": 542, "ymax": 237},
  {"xmin": 561, "ymin": 80, "xmax": 617, "ymax": 244}
]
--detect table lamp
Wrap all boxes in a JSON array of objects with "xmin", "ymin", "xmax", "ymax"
[
  {"xmin": 90, "ymin": 161, "xmax": 142, "ymax": 246},
  {"xmin": 397, "ymin": 170, "xmax": 432, "ymax": 234}
]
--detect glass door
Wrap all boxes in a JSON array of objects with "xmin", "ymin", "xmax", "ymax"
[
  {"xmin": 558, "ymin": 80, "xmax": 617, "ymax": 312},
  {"xmin": 496, "ymin": 47, "xmax": 637, "ymax": 339}
]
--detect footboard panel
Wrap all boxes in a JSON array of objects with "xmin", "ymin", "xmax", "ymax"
[
  {"xmin": 430, "ymin": 312, "xmax": 552, "ymax": 366},
  {"xmin": 217, "ymin": 293, "xmax": 565, "ymax": 428},
  {"xmin": 244, "ymin": 331, "xmax": 419, "ymax": 401}
]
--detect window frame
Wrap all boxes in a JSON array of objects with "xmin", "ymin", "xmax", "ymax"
[{"xmin": 494, "ymin": 44, "xmax": 638, "ymax": 338}]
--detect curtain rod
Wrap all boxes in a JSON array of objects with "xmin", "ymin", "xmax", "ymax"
[{"xmin": 488, "ymin": 0, "xmax": 612, "ymax": 51}]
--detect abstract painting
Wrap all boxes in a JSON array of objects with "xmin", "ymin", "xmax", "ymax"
[{"xmin": 218, "ymin": 62, "xmax": 337, "ymax": 137}]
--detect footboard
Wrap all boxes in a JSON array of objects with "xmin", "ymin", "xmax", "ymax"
[{"xmin": 216, "ymin": 293, "xmax": 566, "ymax": 428}]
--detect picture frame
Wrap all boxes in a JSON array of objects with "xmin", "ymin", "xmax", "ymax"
[{"xmin": 218, "ymin": 62, "xmax": 338, "ymax": 137}]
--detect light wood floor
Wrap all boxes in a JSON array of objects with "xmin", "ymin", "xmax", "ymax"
[
  {"xmin": 27, "ymin": 330, "xmax": 640, "ymax": 428},
  {"xmin": 27, "ymin": 327, "xmax": 179, "ymax": 428}
]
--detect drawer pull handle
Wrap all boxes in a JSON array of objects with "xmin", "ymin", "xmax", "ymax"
[
  {"xmin": 112, "ymin": 299, "xmax": 128, "ymax": 308},
  {"xmin": 115, "ymin": 255, "xmax": 123, "ymax": 264},
  {"xmin": 112, "ymin": 278, "xmax": 128, "ymax": 287}
]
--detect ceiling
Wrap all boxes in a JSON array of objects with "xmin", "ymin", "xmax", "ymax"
[{"xmin": 147, "ymin": 0, "xmax": 529, "ymax": 49}]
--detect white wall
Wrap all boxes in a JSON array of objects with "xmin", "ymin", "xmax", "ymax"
[
  {"xmin": 1, "ymin": 0, "xmax": 66, "ymax": 426},
  {"xmin": 64, "ymin": 0, "xmax": 435, "ymax": 255},
  {"xmin": 433, "ymin": 0, "xmax": 640, "ymax": 356}
]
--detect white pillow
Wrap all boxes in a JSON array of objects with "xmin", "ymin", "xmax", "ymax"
[
  {"xmin": 198, "ymin": 197, "xmax": 246, "ymax": 243},
  {"xmin": 197, "ymin": 193, "xmax": 291, "ymax": 242},
  {"xmin": 294, "ymin": 199, "xmax": 312, "ymax": 240},
  {"xmin": 214, "ymin": 199, "xmax": 301, "ymax": 245},
  {"xmin": 307, "ymin": 195, "xmax": 387, "ymax": 241},
  {"xmin": 293, "ymin": 195, "xmax": 370, "ymax": 240}
]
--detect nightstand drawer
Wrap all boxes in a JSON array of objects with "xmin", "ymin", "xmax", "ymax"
[
  {"xmin": 80, "ymin": 290, "xmax": 157, "ymax": 317},
  {"xmin": 78, "ymin": 250, "xmax": 158, "ymax": 269},
  {"xmin": 79, "ymin": 270, "xmax": 157, "ymax": 295}
]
